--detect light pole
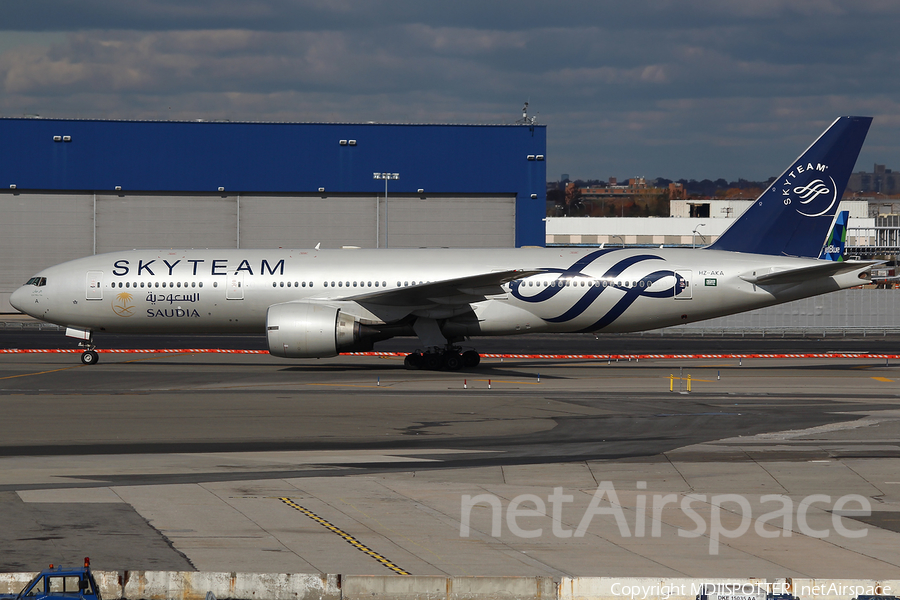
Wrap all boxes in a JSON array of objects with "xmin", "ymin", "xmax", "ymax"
[
  {"xmin": 692, "ymin": 223, "xmax": 706, "ymax": 249},
  {"xmin": 373, "ymin": 172, "xmax": 399, "ymax": 248},
  {"xmin": 611, "ymin": 234, "xmax": 625, "ymax": 248}
]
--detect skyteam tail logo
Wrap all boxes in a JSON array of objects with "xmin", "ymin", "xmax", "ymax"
[
  {"xmin": 781, "ymin": 163, "xmax": 837, "ymax": 218},
  {"xmin": 819, "ymin": 210, "xmax": 849, "ymax": 261}
]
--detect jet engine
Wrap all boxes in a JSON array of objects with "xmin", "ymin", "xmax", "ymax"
[{"xmin": 266, "ymin": 302, "xmax": 373, "ymax": 358}]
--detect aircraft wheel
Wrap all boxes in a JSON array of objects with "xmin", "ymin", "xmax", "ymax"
[
  {"xmin": 443, "ymin": 351, "xmax": 463, "ymax": 371},
  {"xmin": 422, "ymin": 352, "xmax": 443, "ymax": 371},
  {"xmin": 404, "ymin": 352, "xmax": 422, "ymax": 370},
  {"xmin": 462, "ymin": 350, "xmax": 481, "ymax": 368},
  {"xmin": 81, "ymin": 350, "xmax": 99, "ymax": 365}
]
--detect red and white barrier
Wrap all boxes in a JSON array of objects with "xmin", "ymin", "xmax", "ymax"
[{"xmin": 2, "ymin": 349, "xmax": 899, "ymax": 360}]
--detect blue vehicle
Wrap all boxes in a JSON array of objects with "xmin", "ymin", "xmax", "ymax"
[{"xmin": 0, "ymin": 558, "xmax": 101, "ymax": 600}]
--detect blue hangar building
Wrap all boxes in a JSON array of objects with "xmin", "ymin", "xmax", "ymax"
[{"xmin": 0, "ymin": 118, "xmax": 546, "ymax": 312}]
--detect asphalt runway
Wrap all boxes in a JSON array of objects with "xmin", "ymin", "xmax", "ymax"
[{"xmin": 1, "ymin": 329, "xmax": 900, "ymax": 577}]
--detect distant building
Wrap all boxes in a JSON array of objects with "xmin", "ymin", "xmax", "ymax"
[
  {"xmin": 545, "ymin": 199, "xmax": 889, "ymax": 257},
  {"xmin": 848, "ymin": 164, "xmax": 900, "ymax": 194},
  {"xmin": 671, "ymin": 199, "xmax": 869, "ymax": 219},
  {"xmin": 565, "ymin": 178, "xmax": 671, "ymax": 205},
  {"xmin": 846, "ymin": 193, "xmax": 900, "ymax": 218}
]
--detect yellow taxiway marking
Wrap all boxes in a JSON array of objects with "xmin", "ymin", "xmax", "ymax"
[
  {"xmin": 308, "ymin": 383, "xmax": 384, "ymax": 388},
  {"xmin": 340, "ymin": 497, "xmax": 457, "ymax": 574},
  {"xmin": 279, "ymin": 497, "xmax": 409, "ymax": 575},
  {"xmin": 0, "ymin": 365, "xmax": 82, "ymax": 380},
  {"xmin": 122, "ymin": 353, "xmax": 194, "ymax": 364},
  {"xmin": 872, "ymin": 376, "xmax": 894, "ymax": 382}
]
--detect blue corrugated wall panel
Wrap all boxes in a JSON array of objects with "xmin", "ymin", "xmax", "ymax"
[{"xmin": 0, "ymin": 119, "xmax": 546, "ymax": 246}]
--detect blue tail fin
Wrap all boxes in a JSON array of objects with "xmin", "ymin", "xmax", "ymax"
[
  {"xmin": 818, "ymin": 210, "xmax": 849, "ymax": 261},
  {"xmin": 707, "ymin": 116, "xmax": 871, "ymax": 257}
]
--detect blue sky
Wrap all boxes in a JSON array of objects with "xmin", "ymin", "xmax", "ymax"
[{"xmin": 1, "ymin": 0, "xmax": 898, "ymax": 181}]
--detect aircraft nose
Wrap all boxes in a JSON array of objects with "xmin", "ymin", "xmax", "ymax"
[{"xmin": 9, "ymin": 286, "xmax": 26, "ymax": 313}]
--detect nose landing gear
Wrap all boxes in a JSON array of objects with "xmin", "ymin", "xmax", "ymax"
[
  {"xmin": 66, "ymin": 327, "xmax": 100, "ymax": 365},
  {"xmin": 80, "ymin": 349, "xmax": 100, "ymax": 365}
]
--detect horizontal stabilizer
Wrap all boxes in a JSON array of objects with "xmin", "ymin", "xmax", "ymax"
[{"xmin": 739, "ymin": 260, "xmax": 879, "ymax": 285}]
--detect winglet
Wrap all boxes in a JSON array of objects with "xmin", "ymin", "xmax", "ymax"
[{"xmin": 708, "ymin": 116, "xmax": 871, "ymax": 258}]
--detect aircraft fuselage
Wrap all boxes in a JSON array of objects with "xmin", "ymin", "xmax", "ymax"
[{"xmin": 10, "ymin": 247, "xmax": 863, "ymax": 338}]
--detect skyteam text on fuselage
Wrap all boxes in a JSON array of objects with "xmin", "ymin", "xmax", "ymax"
[{"xmin": 10, "ymin": 116, "xmax": 877, "ymax": 369}]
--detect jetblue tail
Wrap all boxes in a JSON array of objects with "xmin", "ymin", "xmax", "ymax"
[
  {"xmin": 819, "ymin": 210, "xmax": 849, "ymax": 261},
  {"xmin": 708, "ymin": 116, "xmax": 871, "ymax": 258}
]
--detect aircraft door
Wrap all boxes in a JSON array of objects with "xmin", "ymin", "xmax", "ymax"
[
  {"xmin": 674, "ymin": 270, "xmax": 692, "ymax": 300},
  {"xmin": 86, "ymin": 271, "xmax": 103, "ymax": 300},
  {"xmin": 226, "ymin": 273, "xmax": 244, "ymax": 300}
]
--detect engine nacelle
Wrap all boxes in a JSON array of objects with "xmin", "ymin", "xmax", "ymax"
[{"xmin": 266, "ymin": 302, "xmax": 363, "ymax": 358}]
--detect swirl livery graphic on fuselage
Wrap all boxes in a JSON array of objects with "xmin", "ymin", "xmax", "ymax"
[{"xmin": 510, "ymin": 250, "xmax": 686, "ymax": 332}]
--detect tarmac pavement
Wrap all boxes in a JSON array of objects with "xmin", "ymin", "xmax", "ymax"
[{"xmin": 1, "ymin": 332, "xmax": 900, "ymax": 577}]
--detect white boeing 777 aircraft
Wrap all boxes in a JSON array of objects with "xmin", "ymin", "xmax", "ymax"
[{"xmin": 10, "ymin": 117, "xmax": 876, "ymax": 369}]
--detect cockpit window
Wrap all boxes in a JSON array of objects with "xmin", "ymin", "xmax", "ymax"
[{"xmin": 25, "ymin": 277, "xmax": 47, "ymax": 287}]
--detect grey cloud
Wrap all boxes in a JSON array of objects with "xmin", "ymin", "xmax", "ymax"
[
  {"xmin": 1, "ymin": 0, "xmax": 899, "ymax": 179},
  {"xmin": 4, "ymin": 0, "xmax": 898, "ymax": 32}
]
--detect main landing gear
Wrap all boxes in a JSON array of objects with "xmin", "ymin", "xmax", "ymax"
[
  {"xmin": 406, "ymin": 317, "xmax": 481, "ymax": 371},
  {"xmin": 404, "ymin": 348, "xmax": 481, "ymax": 371}
]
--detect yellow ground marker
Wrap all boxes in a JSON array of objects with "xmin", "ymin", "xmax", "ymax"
[
  {"xmin": 278, "ymin": 497, "xmax": 409, "ymax": 575},
  {"xmin": 872, "ymin": 376, "xmax": 893, "ymax": 382},
  {"xmin": 0, "ymin": 365, "xmax": 82, "ymax": 380}
]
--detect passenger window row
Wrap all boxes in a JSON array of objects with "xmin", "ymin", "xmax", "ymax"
[
  {"xmin": 521, "ymin": 279, "xmax": 650, "ymax": 288},
  {"xmin": 113, "ymin": 281, "xmax": 208, "ymax": 288},
  {"xmin": 106, "ymin": 278, "xmax": 654, "ymax": 292}
]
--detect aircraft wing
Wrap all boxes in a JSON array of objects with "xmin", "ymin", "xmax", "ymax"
[
  {"xmin": 740, "ymin": 260, "xmax": 881, "ymax": 285},
  {"xmin": 337, "ymin": 269, "xmax": 543, "ymax": 307}
]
